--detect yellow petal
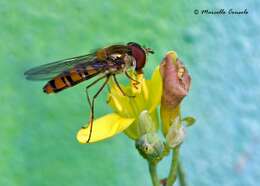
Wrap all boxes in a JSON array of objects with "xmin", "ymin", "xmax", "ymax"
[
  {"xmin": 123, "ymin": 120, "xmax": 140, "ymax": 140},
  {"xmin": 107, "ymin": 80, "xmax": 134, "ymax": 117},
  {"xmin": 161, "ymin": 104, "xmax": 180, "ymax": 136},
  {"xmin": 108, "ymin": 89, "xmax": 136, "ymax": 118},
  {"xmin": 134, "ymin": 74, "xmax": 149, "ymax": 101},
  {"xmin": 150, "ymin": 109, "xmax": 159, "ymax": 132},
  {"xmin": 76, "ymin": 113, "xmax": 135, "ymax": 144},
  {"xmin": 108, "ymin": 73, "xmax": 148, "ymax": 118},
  {"xmin": 108, "ymin": 94, "xmax": 123, "ymax": 113},
  {"xmin": 124, "ymin": 109, "xmax": 159, "ymax": 139},
  {"xmin": 147, "ymin": 66, "xmax": 162, "ymax": 113}
]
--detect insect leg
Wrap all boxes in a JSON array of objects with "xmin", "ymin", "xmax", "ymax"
[
  {"xmin": 106, "ymin": 83, "xmax": 112, "ymax": 104},
  {"xmin": 125, "ymin": 71, "xmax": 140, "ymax": 84},
  {"xmin": 112, "ymin": 75, "xmax": 135, "ymax": 98},
  {"xmin": 86, "ymin": 75, "xmax": 110, "ymax": 143},
  {"xmin": 83, "ymin": 75, "xmax": 106, "ymax": 134},
  {"xmin": 85, "ymin": 75, "xmax": 107, "ymax": 110}
]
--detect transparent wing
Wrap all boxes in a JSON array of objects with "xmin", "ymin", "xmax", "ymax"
[
  {"xmin": 24, "ymin": 53, "xmax": 96, "ymax": 80},
  {"xmin": 24, "ymin": 44, "xmax": 131, "ymax": 81}
]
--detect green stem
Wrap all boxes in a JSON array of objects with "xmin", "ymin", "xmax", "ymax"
[
  {"xmin": 177, "ymin": 160, "xmax": 187, "ymax": 186},
  {"xmin": 148, "ymin": 161, "xmax": 160, "ymax": 186},
  {"xmin": 166, "ymin": 147, "xmax": 180, "ymax": 186}
]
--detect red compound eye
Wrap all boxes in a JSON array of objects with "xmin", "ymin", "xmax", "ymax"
[{"xmin": 127, "ymin": 42, "xmax": 146, "ymax": 73}]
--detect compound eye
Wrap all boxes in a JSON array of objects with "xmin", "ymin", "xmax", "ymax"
[{"xmin": 127, "ymin": 42, "xmax": 141, "ymax": 48}]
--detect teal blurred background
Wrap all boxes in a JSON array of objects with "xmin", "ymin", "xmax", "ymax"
[{"xmin": 1, "ymin": 0, "xmax": 259, "ymax": 185}]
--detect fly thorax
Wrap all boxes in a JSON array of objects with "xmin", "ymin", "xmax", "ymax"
[
  {"xmin": 110, "ymin": 53, "xmax": 122, "ymax": 59},
  {"xmin": 106, "ymin": 63, "xmax": 118, "ymax": 74}
]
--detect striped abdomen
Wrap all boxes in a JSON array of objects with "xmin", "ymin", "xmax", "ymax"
[{"xmin": 43, "ymin": 67, "xmax": 100, "ymax": 94}]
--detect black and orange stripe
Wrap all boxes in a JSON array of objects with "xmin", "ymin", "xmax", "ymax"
[{"xmin": 43, "ymin": 66, "xmax": 101, "ymax": 94}]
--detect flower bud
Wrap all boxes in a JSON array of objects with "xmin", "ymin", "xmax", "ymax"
[
  {"xmin": 160, "ymin": 52, "xmax": 191, "ymax": 110},
  {"xmin": 138, "ymin": 110, "xmax": 155, "ymax": 135},
  {"xmin": 160, "ymin": 51, "xmax": 191, "ymax": 136},
  {"xmin": 135, "ymin": 133, "xmax": 164, "ymax": 162},
  {"xmin": 166, "ymin": 116, "xmax": 185, "ymax": 148},
  {"xmin": 134, "ymin": 111, "xmax": 164, "ymax": 161}
]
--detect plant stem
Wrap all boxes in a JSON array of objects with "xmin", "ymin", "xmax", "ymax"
[
  {"xmin": 148, "ymin": 161, "xmax": 160, "ymax": 186},
  {"xmin": 166, "ymin": 147, "xmax": 180, "ymax": 186},
  {"xmin": 177, "ymin": 160, "xmax": 187, "ymax": 186}
]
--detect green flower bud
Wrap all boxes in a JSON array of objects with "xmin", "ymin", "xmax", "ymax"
[
  {"xmin": 135, "ymin": 110, "xmax": 164, "ymax": 161},
  {"xmin": 138, "ymin": 110, "xmax": 155, "ymax": 135},
  {"xmin": 135, "ymin": 133, "xmax": 164, "ymax": 162},
  {"xmin": 166, "ymin": 116, "xmax": 185, "ymax": 148}
]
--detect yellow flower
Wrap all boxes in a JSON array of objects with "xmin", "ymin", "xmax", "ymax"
[{"xmin": 77, "ymin": 69, "xmax": 162, "ymax": 144}]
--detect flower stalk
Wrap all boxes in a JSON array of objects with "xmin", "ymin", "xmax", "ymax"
[
  {"xmin": 166, "ymin": 147, "xmax": 180, "ymax": 186},
  {"xmin": 177, "ymin": 160, "xmax": 187, "ymax": 186},
  {"xmin": 148, "ymin": 161, "xmax": 160, "ymax": 186}
]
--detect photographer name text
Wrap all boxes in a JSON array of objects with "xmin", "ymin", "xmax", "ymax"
[{"xmin": 194, "ymin": 9, "xmax": 248, "ymax": 15}]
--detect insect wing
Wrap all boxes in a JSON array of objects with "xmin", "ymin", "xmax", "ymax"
[
  {"xmin": 24, "ymin": 53, "xmax": 96, "ymax": 80},
  {"xmin": 24, "ymin": 44, "xmax": 131, "ymax": 81}
]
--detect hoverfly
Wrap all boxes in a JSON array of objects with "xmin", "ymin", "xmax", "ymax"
[{"xmin": 24, "ymin": 42, "xmax": 154, "ymax": 143}]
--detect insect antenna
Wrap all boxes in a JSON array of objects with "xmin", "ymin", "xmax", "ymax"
[
  {"xmin": 145, "ymin": 48, "xmax": 154, "ymax": 54},
  {"xmin": 142, "ymin": 44, "xmax": 154, "ymax": 54}
]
